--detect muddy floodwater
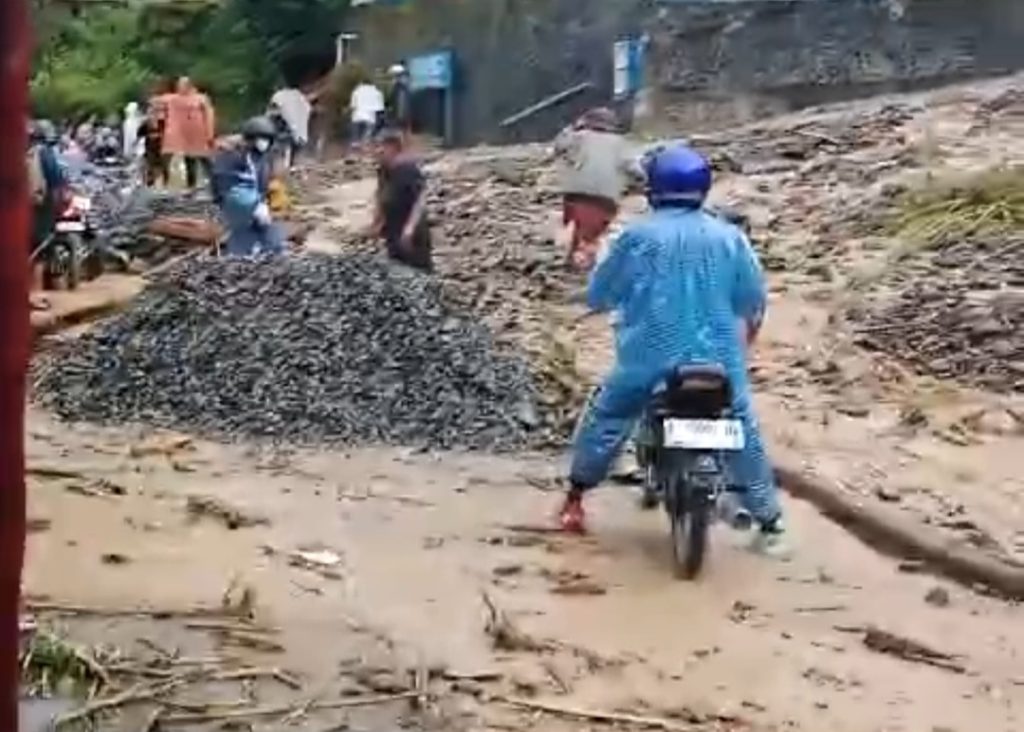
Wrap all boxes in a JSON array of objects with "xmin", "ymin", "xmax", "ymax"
[{"xmin": 23, "ymin": 73, "xmax": 1024, "ymax": 731}]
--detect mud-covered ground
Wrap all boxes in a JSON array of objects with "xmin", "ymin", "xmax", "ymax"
[{"xmin": 23, "ymin": 74, "xmax": 1023, "ymax": 731}]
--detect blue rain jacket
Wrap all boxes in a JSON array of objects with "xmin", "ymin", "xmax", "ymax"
[
  {"xmin": 570, "ymin": 206, "xmax": 779, "ymax": 521},
  {"xmin": 212, "ymin": 147, "xmax": 284, "ymax": 257}
]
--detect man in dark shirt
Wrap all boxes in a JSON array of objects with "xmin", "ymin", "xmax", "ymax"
[{"xmin": 371, "ymin": 129, "xmax": 431, "ymax": 272}]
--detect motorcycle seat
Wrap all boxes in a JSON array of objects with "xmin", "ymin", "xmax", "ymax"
[
  {"xmin": 668, "ymin": 364, "xmax": 729, "ymax": 392},
  {"xmin": 652, "ymin": 363, "xmax": 733, "ymax": 418}
]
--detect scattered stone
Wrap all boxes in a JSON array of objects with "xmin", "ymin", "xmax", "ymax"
[
  {"xmin": 492, "ymin": 564, "xmax": 524, "ymax": 578},
  {"xmin": 289, "ymin": 547, "xmax": 344, "ymax": 580},
  {"xmin": 34, "ymin": 253, "xmax": 541, "ymax": 450},
  {"xmin": 851, "ymin": 235, "xmax": 1023, "ymax": 394},
  {"xmin": 186, "ymin": 495, "xmax": 269, "ymax": 530},
  {"xmin": 728, "ymin": 600, "xmax": 757, "ymax": 624},
  {"xmin": 27, "ymin": 518, "xmax": 52, "ymax": 534},
  {"xmin": 875, "ymin": 486, "xmax": 902, "ymax": 503},
  {"xmin": 925, "ymin": 586, "xmax": 952, "ymax": 608},
  {"xmin": 101, "ymin": 553, "xmax": 131, "ymax": 566}
]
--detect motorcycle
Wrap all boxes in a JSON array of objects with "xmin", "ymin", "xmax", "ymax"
[
  {"xmin": 31, "ymin": 192, "xmax": 106, "ymax": 290},
  {"xmin": 89, "ymin": 126, "xmax": 122, "ymax": 166},
  {"xmin": 634, "ymin": 364, "xmax": 749, "ymax": 579}
]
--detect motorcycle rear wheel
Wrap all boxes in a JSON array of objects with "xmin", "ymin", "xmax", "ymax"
[
  {"xmin": 670, "ymin": 491, "xmax": 711, "ymax": 580},
  {"xmin": 639, "ymin": 461, "xmax": 660, "ymax": 510},
  {"xmin": 41, "ymin": 236, "xmax": 81, "ymax": 291},
  {"xmin": 64, "ymin": 235, "xmax": 82, "ymax": 290}
]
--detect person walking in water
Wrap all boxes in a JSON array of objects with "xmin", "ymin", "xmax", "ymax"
[{"xmin": 554, "ymin": 107, "xmax": 641, "ymax": 270}]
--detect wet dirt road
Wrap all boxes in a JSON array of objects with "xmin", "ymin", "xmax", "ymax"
[{"xmin": 23, "ymin": 412, "xmax": 1023, "ymax": 732}]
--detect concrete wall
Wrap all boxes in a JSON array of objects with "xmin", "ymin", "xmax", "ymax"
[
  {"xmin": 350, "ymin": 0, "xmax": 1024, "ymax": 144},
  {"xmin": 349, "ymin": 0, "xmax": 651, "ymax": 145}
]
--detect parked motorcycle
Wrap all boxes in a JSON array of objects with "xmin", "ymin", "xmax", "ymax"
[
  {"xmin": 31, "ymin": 192, "xmax": 107, "ymax": 290},
  {"xmin": 634, "ymin": 364, "xmax": 748, "ymax": 579}
]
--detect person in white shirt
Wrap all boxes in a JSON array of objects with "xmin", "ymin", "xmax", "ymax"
[
  {"xmin": 269, "ymin": 86, "xmax": 311, "ymax": 169},
  {"xmin": 350, "ymin": 80, "xmax": 385, "ymax": 146}
]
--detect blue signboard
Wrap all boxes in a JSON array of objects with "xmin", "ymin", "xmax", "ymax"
[
  {"xmin": 408, "ymin": 50, "xmax": 454, "ymax": 91},
  {"xmin": 613, "ymin": 37, "xmax": 646, "ymax": 99}
]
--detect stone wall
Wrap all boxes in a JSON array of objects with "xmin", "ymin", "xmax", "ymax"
[
  {"xmin": 648, "ymin": 0, "xmax": 1024, "ymax": 130},
  {"xmin": 349, "ymin": 0, "xmax": 1024, "ymax": 144}
]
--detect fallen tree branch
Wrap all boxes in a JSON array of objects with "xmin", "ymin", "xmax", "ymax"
[
  {"xmin": 159, "ymin": 692, "xmax": 419, "ymax": 725},
  {"xmin": 496, "ymin": 696, "xmax": 697, "ymax": 731},
  {"xmin": 862, "ymin": 626, "xmax": 967, "ymax": 674},
  {"xmin": 26, "ymin": 600, "xmax": 237, "ymax": 620},
  {"xmin": 777, "ymin": 467, "xmax": 1024, "ymax": 599},
  {"xmin": 57, "ymin": 669, "xmax": 211, "ymax": 727},
  {"xmin": 27, "ymin": 465, "xmax": 90, "ymax": 481},
  {"xmin": 481, "ymin": 592, "xmax": 553, "ymax": 653}
]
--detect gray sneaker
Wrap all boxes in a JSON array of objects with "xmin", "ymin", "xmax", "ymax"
[{"xmin": 750, "ymin": 518, "xmax": 792, "ymax": 560}]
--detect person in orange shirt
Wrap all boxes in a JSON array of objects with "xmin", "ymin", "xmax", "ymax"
[{"xmin": 162, "ymin": 76, "xmax": 216, "ymax": 188}]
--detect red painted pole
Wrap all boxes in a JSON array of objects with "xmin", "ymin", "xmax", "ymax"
[{"xmin": 0, "ymin": 0, "xmax": 32, "ymax": 729}]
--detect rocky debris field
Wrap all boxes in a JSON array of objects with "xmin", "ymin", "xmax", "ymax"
[
  {"xmin": 427, "ymin": 151, "xmax": 575, "ymax": 320},
  {"xmin": 33, "ymin": 253, "xmax": 543, "ymax": 450},
  {"xmin": 852, "ymin": 233, "xmax": 1023, "ymax": 393},
  {"xmin": 76, "ymin": 166, "xmax": 217, "ymax": 250},
  {"xmin": 838, "ymin": 167, "xmax": 1024, "ymax": 393},
  {"xmin": 421, "ymin": 151, "xmax": 595, "ymax": 437}
]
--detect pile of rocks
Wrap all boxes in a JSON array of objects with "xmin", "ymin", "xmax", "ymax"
[
  {"xmin": 34, "ymin": 253, "xmax": 542, "ymax": 450},
  {"xmin": 852, "ymin": 235, "xmax": 1023, "ymax": 393},
  {"xmin": 427, "ymin": 152, "xmax": 581, "ymax": 326},
  {"xmin": 424, "ymin": 153, "xmax": 596, "ymax": 437}
]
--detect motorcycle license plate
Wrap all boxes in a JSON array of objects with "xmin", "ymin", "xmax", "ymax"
[
  {"xmin": 663, "ymin": 419, "xmax": 745, "ymax": 450},
  {"xmin": 55, "ymin": 221, "xmax": 86, "ymax": 233}
]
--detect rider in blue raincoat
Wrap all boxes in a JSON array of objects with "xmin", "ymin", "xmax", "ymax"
[
  {"xmin": 559, "ymin": 144, "xmax": 787, "ymax": 555},
  {"xmin": 211, "ymin": 116, "xmax": 285, "ymax": 257}
]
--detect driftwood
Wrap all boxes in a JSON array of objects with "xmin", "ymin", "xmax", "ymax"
[
  {"xmin": 158, "ymin": 692, "xmax": 419, "ymax": 725},
  {"xmin": 777, "ymin": 467, "xmax": 1024, "ymax": 599},
  {"xmin": 862, "ymin": 626, "xmax": 967, "ymax": 674},
  {"xmin": 497, "ymin": 696, "xmax": 697, "ymax": 732},
  {"xmin": 481, "ymin": 592, "xmax": 552, "ymax": 653},
  {"xmin": 146, "ymin": 216, "xmax": 221, "ymax": 247},
  {"xmin": 56, "ymin": 669, "xmax": 210, "ymax": 727},
  {"xmin": 25, "ymin": 600, "xmax": 236, "ymax": 620}
]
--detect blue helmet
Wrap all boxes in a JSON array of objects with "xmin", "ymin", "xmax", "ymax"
[{"xmin": 644, "ymin": 144, "xmax": 711, "ymax": 207}]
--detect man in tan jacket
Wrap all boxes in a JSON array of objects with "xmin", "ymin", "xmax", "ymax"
[{"xmin": 554, "ymin": 107, "xmax": 642, "ymax": 270}]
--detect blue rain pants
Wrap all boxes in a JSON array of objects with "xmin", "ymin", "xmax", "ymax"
[{"xmin": 568, "ymin": 206, "xmax": 781, "ymax": 524}]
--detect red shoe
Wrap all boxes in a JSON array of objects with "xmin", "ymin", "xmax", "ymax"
[{"xmin": 558, "ymin": 494, "xmax": 587, "ymax": 534}]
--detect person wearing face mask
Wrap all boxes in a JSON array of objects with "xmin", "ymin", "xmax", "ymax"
[{"xmin": 211, "ymin": 116, "xmax": 285, "ymax": 257}]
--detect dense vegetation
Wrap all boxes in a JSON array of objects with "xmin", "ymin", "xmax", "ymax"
[{"xmin": 30, "ymin": 0, "xmax": 350, "ymax": 126}]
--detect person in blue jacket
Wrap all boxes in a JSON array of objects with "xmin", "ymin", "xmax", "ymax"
[
  {"xmin": 211, "ymin": 116, "xmax": 284, "ymax": 257},
  {"xmin": 559, "ymin": 143, "xmax": 787, "ymax": 556},
  {"xmin": 28, "ymin": 119, "xmax": 69, "ymax": 256}
]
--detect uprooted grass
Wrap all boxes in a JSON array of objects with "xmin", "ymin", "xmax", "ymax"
[
  {"xmin": 21, "ymin": 630, "xmax": 110, "ymax": 700},
  {"xmin": 889, "ymin": 166, "xmax": 1024, "ymax": 249}
]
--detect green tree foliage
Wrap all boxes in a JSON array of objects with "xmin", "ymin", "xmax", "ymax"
[{"xmin": 30, "ymin": 0, "xmax": 350, "ymax": 126}]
